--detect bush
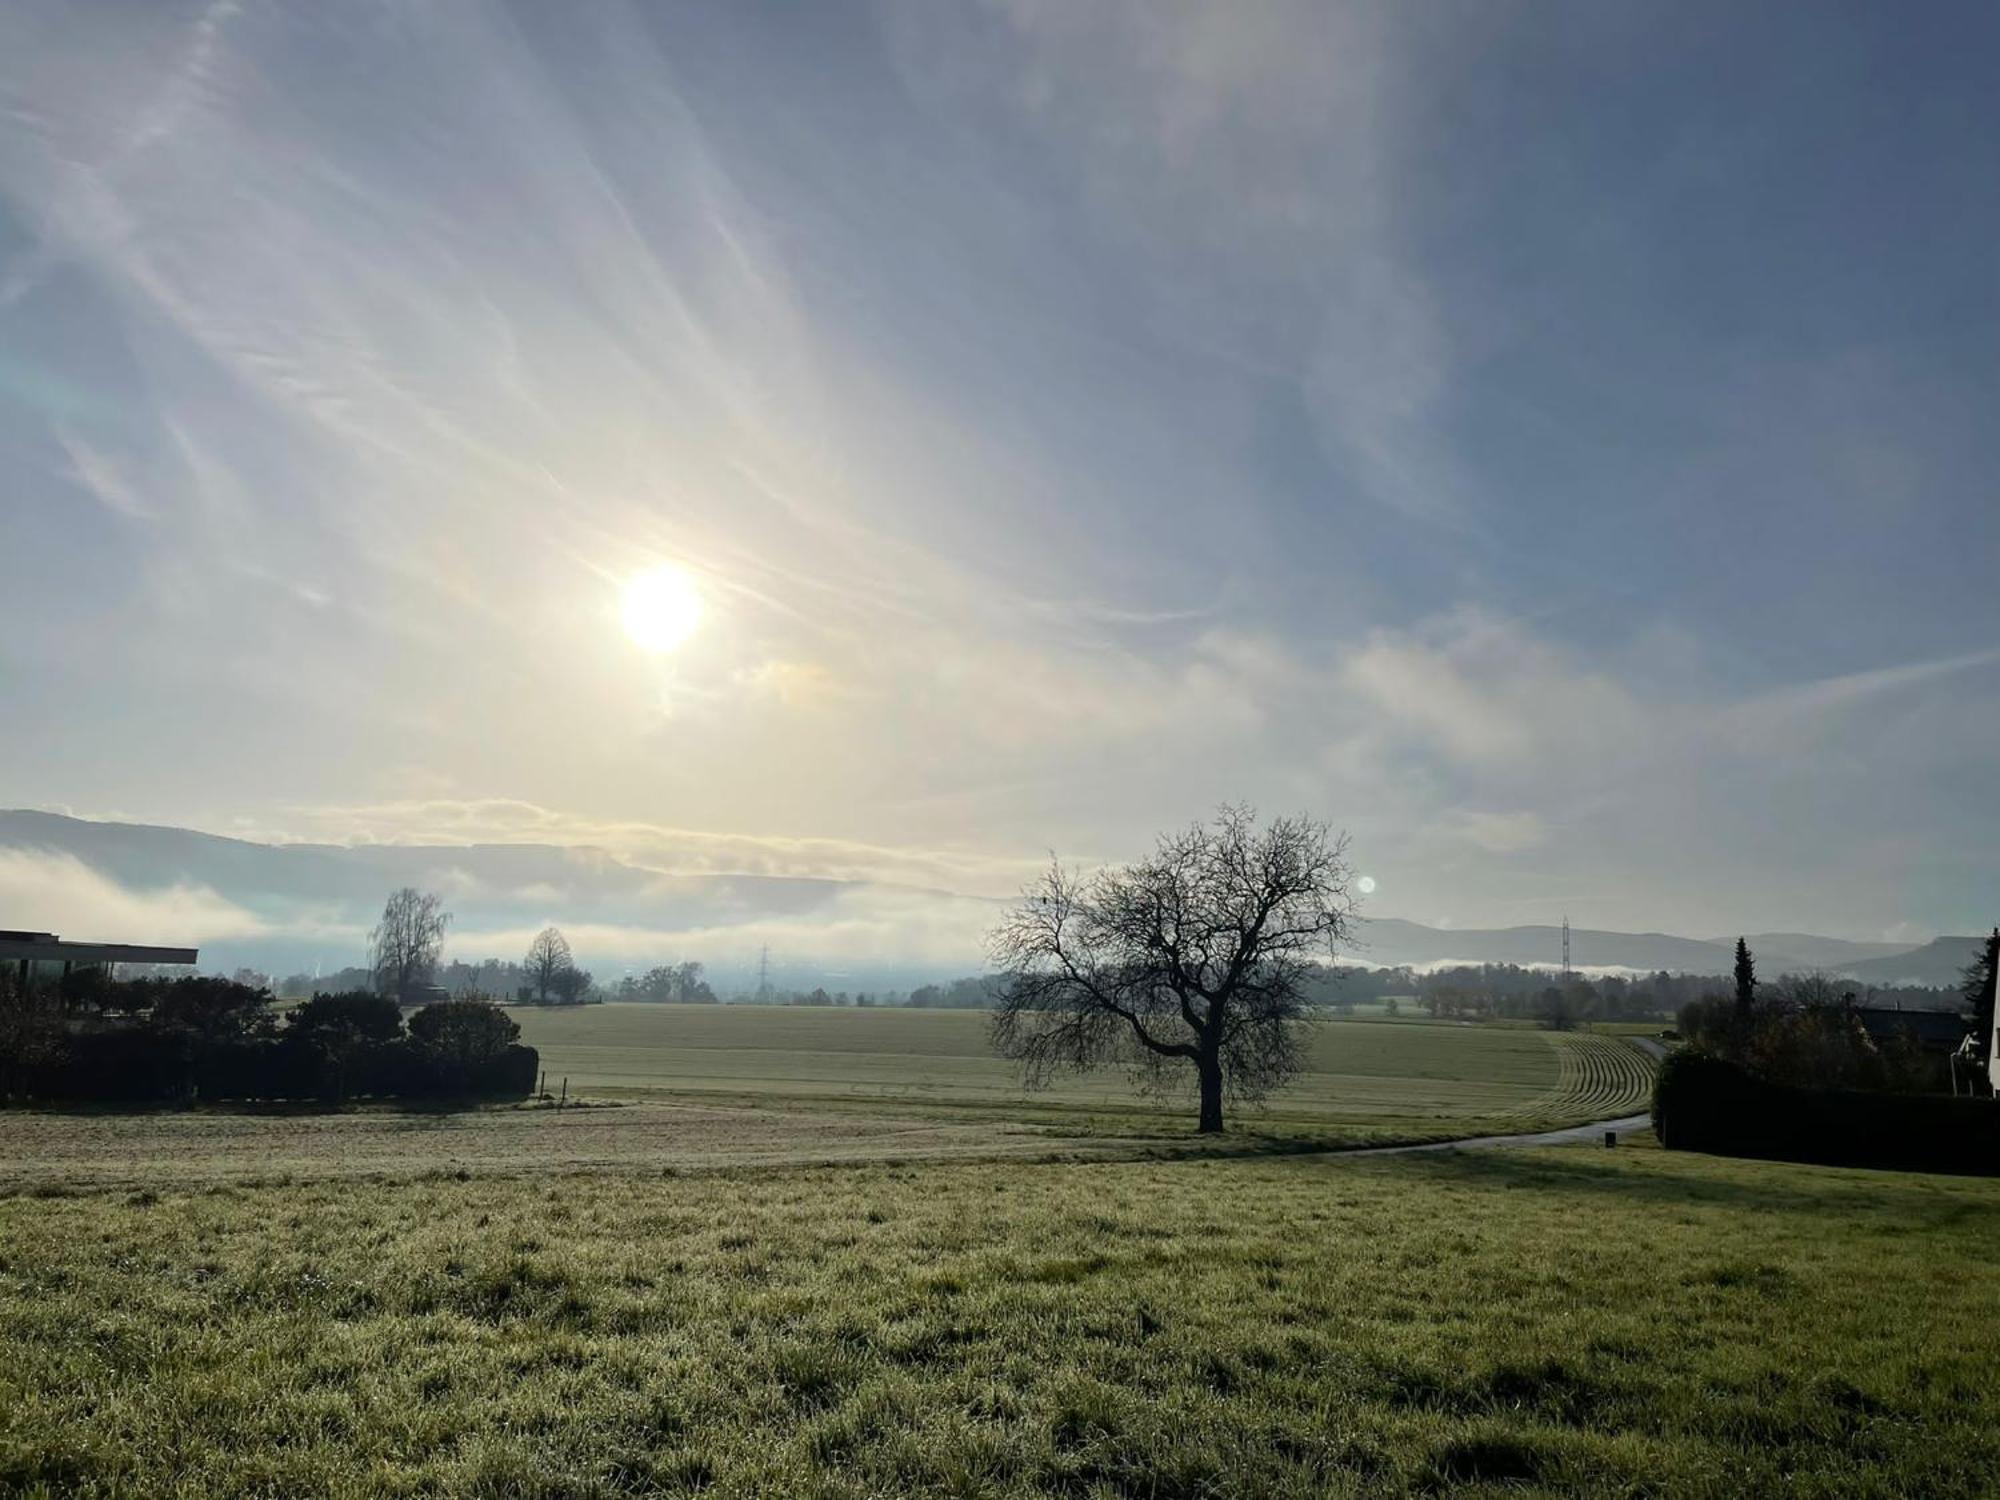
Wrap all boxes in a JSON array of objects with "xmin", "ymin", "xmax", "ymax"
[
  {"xmin": 409, "ymin": 999, "xmax": 521, "ymax": 1092},
  {"xmin": 33, "ymin": 1028, "xmax": 195, "ymax": 1104},
  {"xmin": 1654, "ymin": 1050, "xmax": 2000, "ymax": 1173},
  {"xmin": 140, "ymin": 976, "xmax": 275, "ymax": 1042},
  {"xmin": 286, "ymin": 991, "xmax": 405, "ymax": 1044},
  {"xmin": 1, "ymin": 981, "xmax": 537, "ymax": 1105}
]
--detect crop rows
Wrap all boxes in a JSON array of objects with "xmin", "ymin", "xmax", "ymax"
[{"xmin": 1494, "ymin": 1033, "xmax": 1655, "ymax": 1129}]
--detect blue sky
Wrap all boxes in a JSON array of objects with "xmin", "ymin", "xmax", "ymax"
[{"xmin": 1, "ymin": 0, "xmax": 1997, "ymax": 945}]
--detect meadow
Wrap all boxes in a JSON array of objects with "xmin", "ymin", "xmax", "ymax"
[
  {"xmin": 5, "ymin": 1142, "xmax": 1999, "ymax": 1497},
  {"xmin": 504, "ymin": 1004, "xmax": 1654, "ymax": 1143},
  {"xmin": 0, "ymin": 1009, "xmax": 1653, "ymax": 1192}
]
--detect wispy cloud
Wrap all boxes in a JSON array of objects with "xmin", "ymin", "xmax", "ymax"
[{"xmin": 1, "ymin": 2, "xmax": 1995, "ymax": 944}]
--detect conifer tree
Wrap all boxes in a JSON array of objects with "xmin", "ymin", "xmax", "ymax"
[
  {"xmin": 1732, "ymin": 937, "xmax": 1757, "ymax": 1019},
  {"xmin": 1961, "ymin": 928, "xmax": 2000, "ymax": 1046}
]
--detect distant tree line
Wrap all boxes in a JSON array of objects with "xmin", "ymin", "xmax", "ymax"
[
  {"xmin": 276, "ymin": 899, "xmax": 602, "ymax": 1007},
  {"xmin": 1305, "ymin": 961, "xmax": 1954, "ymax": 1027},
  {"xmin": 0, "ymin": 970, "xmax": 535, "ymax": 1106},
  {"xmin": 907, "ymin": 976, "xmax": 1005, "ymax": 1009},
  {"xmin": 611, "ymin": 961, "xmax": 717, "ymax": 1004}
]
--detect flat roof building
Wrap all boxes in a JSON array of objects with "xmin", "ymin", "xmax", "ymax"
[{"xmin": 0, "ymin": 930, "xmax": 199, "ymax": 987}]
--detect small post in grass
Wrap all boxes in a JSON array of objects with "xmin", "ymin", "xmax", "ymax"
[
  {"xmin": 559, "ymin": 1076, "xmax": 567, "ymax": 1110},
  {"xmin": 1604, "ymin": 1130, "xmax": 1617, "ymax": 1148}
]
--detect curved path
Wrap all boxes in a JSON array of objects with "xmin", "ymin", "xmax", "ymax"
[
  {"xmin": 1343, "ymin": 1111, "xmax": 1651, "ymax": 1157},
  {"xmin": 1343, "ymin": 1036, "xmax": 1664, "ymax": 1158}
]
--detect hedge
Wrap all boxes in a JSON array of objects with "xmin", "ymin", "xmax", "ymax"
[
  {"xmin": 1654, "ymin": 1049, "xmax": 2000, "ymax": 1174},
  {"xmin": 17, "ymin": 1033, "xmax": 538, "ymax": 1106}
]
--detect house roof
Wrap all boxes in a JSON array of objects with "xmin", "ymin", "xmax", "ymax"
[
  {"xmin": 0, "ymin": 932, "xmax": 199, "ymax": 966},
  {"xmin": 1854, "ymin": 1006, "xmax": 1969, "ymax": 1048}
]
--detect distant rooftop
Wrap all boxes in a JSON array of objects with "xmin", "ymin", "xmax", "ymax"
[
  {"xmin": 1854, "ymin": 1005, "xmax": 1969, "ymax": 1051},
  {"xmin": 0, "ymin": 931, "xmax": 199, "ymax": 967}
]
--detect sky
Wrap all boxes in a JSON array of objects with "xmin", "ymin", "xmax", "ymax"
[{"xmin": 2, "ymin": 0, "xmax": 1997, "ymax": 950}]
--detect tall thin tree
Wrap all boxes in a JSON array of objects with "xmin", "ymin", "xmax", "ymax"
[
  {"xmin": 370, "ymin": 888, "xmax": 450, "ymax": 1004},
  {"xmin": 1732, "ymin": 937, "xmax": 1757, "ymax": 1020}
]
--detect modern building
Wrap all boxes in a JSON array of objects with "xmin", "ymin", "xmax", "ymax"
[{"xmin": 0, "ymin": 930, "xmax": 199, "ymax": 988}]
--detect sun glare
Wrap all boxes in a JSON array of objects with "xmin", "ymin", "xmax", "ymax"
[{"xmin": 620, "ymin": 564, "xmax": 703, "ymax": 653}]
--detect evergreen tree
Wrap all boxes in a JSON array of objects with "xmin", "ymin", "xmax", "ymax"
[
  {"xmin": 1732, "ymin": 937, "xmax": 1757, "ymax": 1018},
  {"xmin": 1961, "ymin": 927, "xmax": 2000, "ymax": 1046}
]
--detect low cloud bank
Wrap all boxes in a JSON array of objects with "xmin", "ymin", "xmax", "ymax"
[{"xmin": 0, "ymin": 849, "xmax": 269, "ymax": 945}]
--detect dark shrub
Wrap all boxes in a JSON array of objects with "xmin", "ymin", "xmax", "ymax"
[
  {"xmin": 0, "ymin": 970, "xmax": 68, "ymax": 1102},
  {"xmin": 1655, "ymin": 1049, "xmax": 2000, "ymax": 1173},
  {"xmin": 194, "ymin": 1038, "xmax": 316, "ymax": 1101},
  {"xmin": 39, "ymin": 1028, "xmax": 194, "ymax": 1103},
  {"xmin": 1653, "ymin": 1051, "xmax": 1768, "ymax": 1153},
  {"xmin": 286, "ymin": 991, "xmax": 405, "ymax": 1044},
  {"xmin": 145, "ymin": 976, "xmax": 275, "ymax": 1043},
  {"xmin": 478, "ymin": 1043, "xmax": 539, "ymax": 1098},
  {"xmin": 277, "ymin": 991, "xmax": 409, "ymax": 1102},
  {"xmin": 409, "ymin": 999, "xmax": 521, "ymax": 1092},
  {"xmin": 5, "ymin": 984, "xmax": 533, "ymax": 1105}
]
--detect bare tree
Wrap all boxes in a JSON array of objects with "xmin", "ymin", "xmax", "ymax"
[
  {"xmin": 523, "ymin": 926, "xmax": 573, "ymax": 1004},
  {"xmin": 989, "ymin": 807, "xmax": 1359, "ymax": 1133},
  {"xmin": 370, "ymin": 888, "xmax": 450, "ymax": 1003}
]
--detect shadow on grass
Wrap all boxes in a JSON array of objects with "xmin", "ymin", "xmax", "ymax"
[
  {"xmin": 4, "ymin": 1096, "xmax": 543, "ymax": 1120},
  {"xmin": 1362, "ymin": 1141, "xmax": 2000, "ymax": 1219}
]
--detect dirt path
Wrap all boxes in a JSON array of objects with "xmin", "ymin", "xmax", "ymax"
[{"xmin": 1341, "ymin": 1111, "xmax": 1653, "ymax": 1157}]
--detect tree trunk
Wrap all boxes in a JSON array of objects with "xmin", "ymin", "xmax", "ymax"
[{"xmin": 1197, "ymin": 1056, "xmax": 1225, "ymax": 1134}]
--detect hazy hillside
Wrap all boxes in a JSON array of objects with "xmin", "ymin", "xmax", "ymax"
[
  {"xmin": 1839, "ymin": 937, "xmax": 1985, "ymax": 989},
  {"xmin": 0, "ymin": 810, "xmax": 1950, "ymax": 990},
  {"xmin": 0, "ymin": 810, "xmax": 996, "ymax": 993},
  {"xmin": 1352, "ymin": 918, "xmax": 1923, "ymax": 981},
  {"xmin": 1730, "ymin": 932, "xmax": 1918, "ymax": 969}
]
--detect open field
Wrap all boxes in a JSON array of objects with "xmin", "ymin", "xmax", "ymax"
[
  {"xmin": 0, "ymin": 1102, "xmax": 1163, "ymax": 1194},
  {"xmin": 5, "ymin": 1143, "xmax": 1999, "ymax": 1497},
  {"xmin": 507, "ymin": 1004, "xmax": 1654, "ymax": 1141},
  {"xmin": 0, "ymin": 1013, "xmax": 1652, "ymax": 1191}
]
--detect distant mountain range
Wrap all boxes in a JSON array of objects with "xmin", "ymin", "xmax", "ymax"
[
  {"xmin": 0, "ymin": 810, "xmax": 1980, "ymax": 991},
  {"xmin": 1356, "ymin": 918, "xmax": 1975, "ymax": 987}
]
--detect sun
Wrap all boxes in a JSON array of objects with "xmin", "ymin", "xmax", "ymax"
[
  {"xmin": 620, "ymin": 564, "xmax": 703, "ymax": 653},
  {"xmin": 1356, "ymin": 875, "xmax": 1377, "ymax": 895}
]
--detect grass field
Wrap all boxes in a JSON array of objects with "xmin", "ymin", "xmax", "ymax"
[
  {"xmin": 0, "ymin": 1009, "xmax": 1713, "ymax": 1496},
  {"xmin": 5, "ymin": 1142, "xmax": 1999, "ymax": 1497},
  {"xmin": 505, "ymin": 1004, "xmax": 1654, "ymax": 1142},
  {"xmin": 0, "ymin": 1016, "xmax": 1654, "ymax": 1192}
]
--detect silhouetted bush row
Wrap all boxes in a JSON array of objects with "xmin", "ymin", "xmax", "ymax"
[
  {"xmin": 1653, "ymin": 1051, "xmax": 2000, "ymax": 1174},
  {"xmin": 1, "ymin": 975, "xmax": 536, "ymax": 1105},
  {"xmin": 26, "ymin": 1032, "xmax": 537, "ymax": 1105}
]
